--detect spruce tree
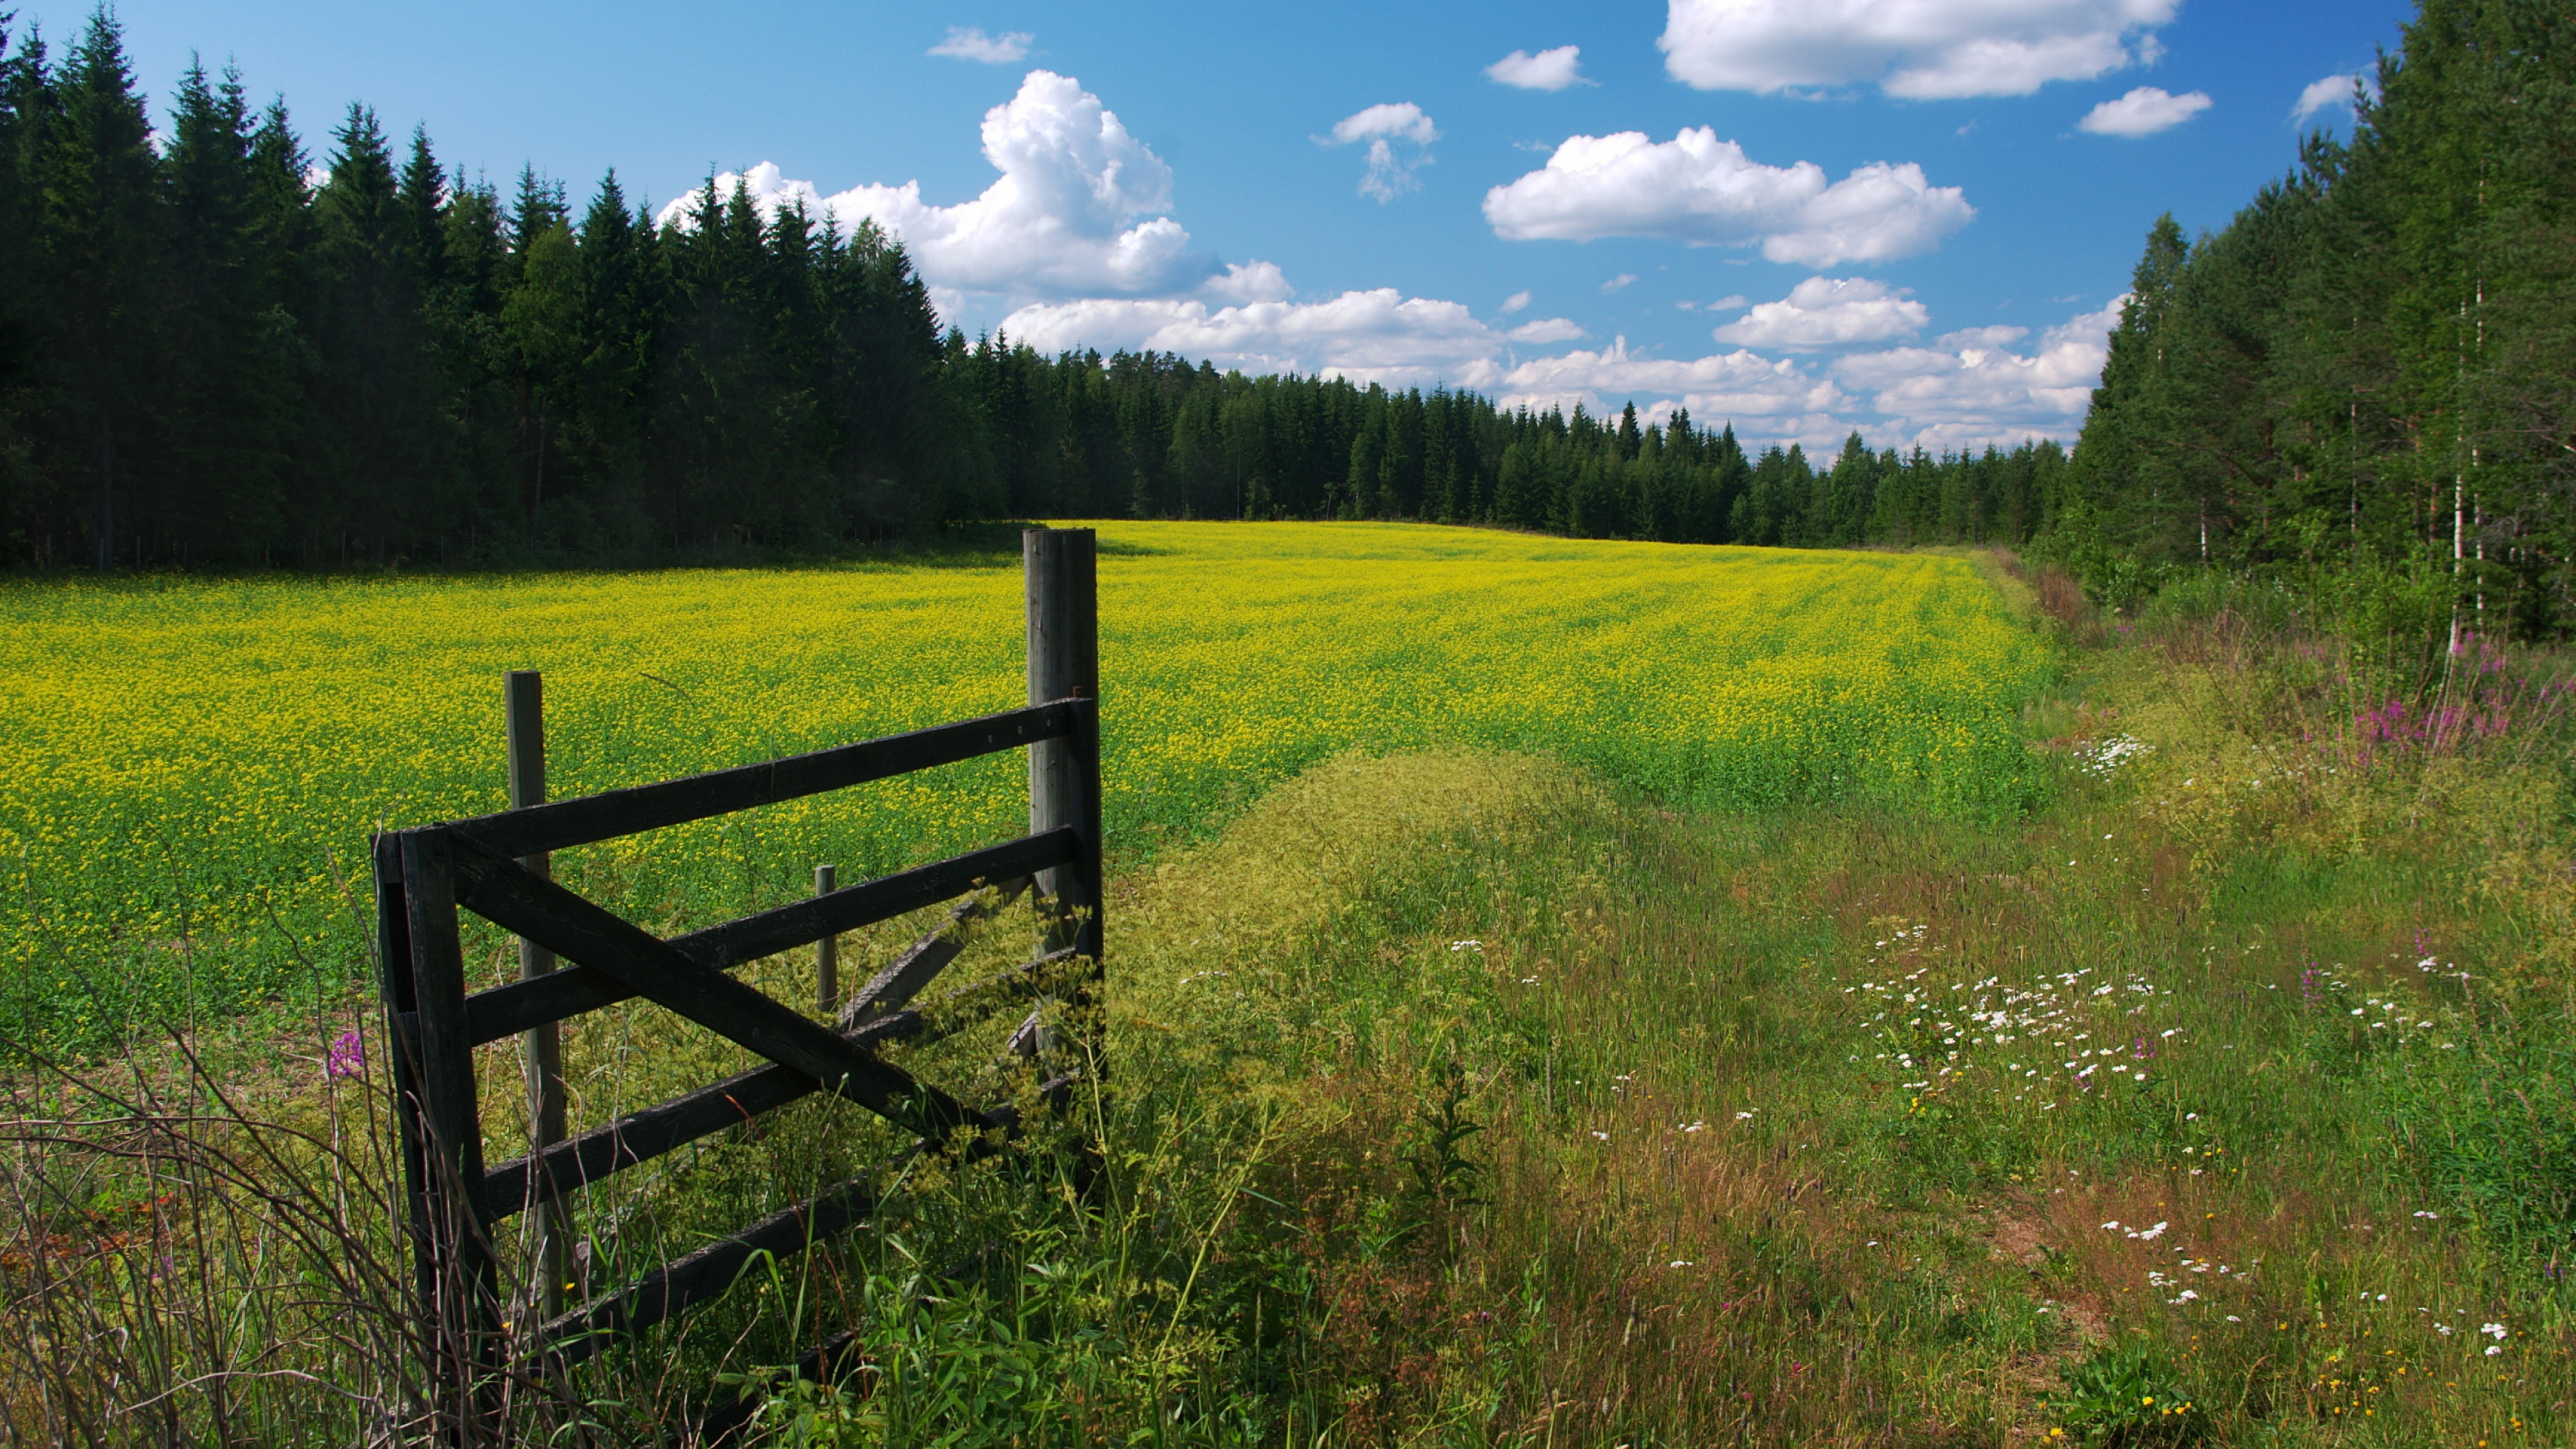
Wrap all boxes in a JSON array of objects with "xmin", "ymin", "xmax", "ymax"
[{"xmin": 41, "ymin": 8, "xmax": 161, "ymax": 570}]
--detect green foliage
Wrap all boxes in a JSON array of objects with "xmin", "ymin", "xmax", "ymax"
[
  {"xmin": 2061, "ymin": 0, "xmax": 2576, "ymax": 642},
  {"xmin": 2044, "ymin": 1342, "xmax": 2208, "ymax": 1446},
  {"xmin": 1396, "ymin": 1056, "xmax": 1486, "ymax": 1242},
  {"xmin": 2381, "ymin": 1007, "xmax": 2576, "ymax": 1262}
]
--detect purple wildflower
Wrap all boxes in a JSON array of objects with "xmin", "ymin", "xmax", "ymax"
[{"xmin": 326, "ymin": 1028, "xmax": 366, "ymax": 1080}]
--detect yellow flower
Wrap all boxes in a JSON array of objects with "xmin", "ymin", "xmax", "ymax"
[{"xmin": 2, "ymin": 524, "xmax": 2045, "ymax": 1051}]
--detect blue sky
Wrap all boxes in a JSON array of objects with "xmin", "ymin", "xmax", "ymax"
[{"xmin": 41, "ymin": 1, "xmax": 2415, "ymax": 451}]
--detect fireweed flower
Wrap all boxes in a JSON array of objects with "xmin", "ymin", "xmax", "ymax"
[{"xmin": 325, "ymin": 1028, "xmax": 365, "ymax": 1079}]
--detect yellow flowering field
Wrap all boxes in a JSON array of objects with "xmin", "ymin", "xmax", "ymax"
[{"xmin": 0, "ymin": 523, "xmax": 2048, "ymax": 1052}]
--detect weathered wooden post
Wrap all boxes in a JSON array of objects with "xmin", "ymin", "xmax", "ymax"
[
  {"xmin": 814, "ymin": 863, "xmax": 839, "ymax": 1013},
  {"xmin": 505, "ymin": 672, "xmax": 569, "ymax": 1318},
  {"xmin": 379, "ymin": 826, "xmax": 501, "ymax": 1440},
  {"xmin": 1020, "ymin": 528, "xmax": 1103, "ymax": 1060}
]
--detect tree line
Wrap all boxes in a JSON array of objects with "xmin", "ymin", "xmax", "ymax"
[
  {"xmin": 2059, "ymin": 0, "xmax": 2575, "ymax": 639},
  {"xmin": 0, "ymin": 10, "xmax": 2075, "ymax": 572}
]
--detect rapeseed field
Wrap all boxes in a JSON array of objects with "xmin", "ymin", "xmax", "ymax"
[{"xmin": 0, "ymin": 523, "xmax": 2047, "ymax": 1053}]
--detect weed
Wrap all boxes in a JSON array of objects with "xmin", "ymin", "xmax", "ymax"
[{"xmin": 2044, "ymin": 1341, "xmax": 2207, "ymax": 1446}]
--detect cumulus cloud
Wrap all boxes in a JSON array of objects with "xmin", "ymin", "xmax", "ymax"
[
  {"xmin": 1601, "ymin": 273, "xmax": 1638, "ymax": 293},
  {"xmin": 1833, "ymin": 298, "xmax": 2123, "ymax": 449},
  {"xmin": 998, "ymin": 290, "xmax": 1506, "ymax": 386},
  {"xmin": 1660, "ymin": 0, "xmax": 2178, "ymax": 99},
  {"xmin": 1330, "ymin": 102, "xmax": 1438, "ymax": 147},
  {"xmin": 1507, "ymin": 317, "xmax": 1588, "ymax": 343},
  {"xmin": 2078, "ymin": 85, "xmax": 2211, "ymax": 136},
  {"xmin": 991, "ymin": 294, "xmax": 1836, "ymax": 445},
  {"xmin": 1483, "ymin": 127, "xmax": 1974, "ymax": 266},
  {"xmin": 1935, "ymin": 325, "xmax": 2028, "ymax": 349},
  {"xmin": 1499, "ymin": 290, "xmax": 1533, "ymax": 314},
  {"xmin": 654, "ymin": 70, "xmax": 1230, "ymax": 300},
  {"xmin": 1489, "ymin": 338, "xmax": 1853, "ymax": 443},
  {"xmin": 1714, "ymin": 276, "xmax": 1927, "ymax": 350},
  {"xmin": 995, "ymin": 288, "xmax": 2121, "ymax": 451},
  {"xmin": 2292, "ymin": 72, "xmax": 2377, "ymax": 125},
  {"xmin": 1487, "ymin": 46, "xmax": 1589, "ymax": 91},
  {"xmin": 1325, "ymin": 103, "xmax": 1440, "ymax": 202},
  {"xmin": 929, "ymin": 26, "xmax": 1032, "ymax": 63},
  {"xmin": 1205, "ymin": 261, "xmax": 1294, "ymax": 305}
]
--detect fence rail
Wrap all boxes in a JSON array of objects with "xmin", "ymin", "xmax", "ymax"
[{"xmin": 372, "ymin": 527, "xmax": 1103, "ymax": 1441}]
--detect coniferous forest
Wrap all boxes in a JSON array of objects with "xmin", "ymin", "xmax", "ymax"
[
  {"xmin": 2061, "ymin": 0, "xmax": 2576, "ymax": 635},
  {"xmin": 0, "ymin": 11, "xmax": 2068, "ymax": 572}
]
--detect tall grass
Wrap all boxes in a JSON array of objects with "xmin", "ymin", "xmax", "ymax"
[{"xmin": 9, "ymin": 566, "xmax": 2575, "ymax": 1445}]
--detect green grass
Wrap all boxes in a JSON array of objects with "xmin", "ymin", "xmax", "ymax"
[
  {"xmin": 6, "ymin": 548, "xmax": 2573, "ymax": 1445},
  {"xmin": 704, "ymin": 665, "xmax": 2575, "ymax": 1446},
  {"xmin": 0, "ymin": 523, "xmax": 2045, "ymax": 1060}
]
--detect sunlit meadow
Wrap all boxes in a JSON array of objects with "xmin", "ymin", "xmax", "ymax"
[
  {"xmin": 4, "ymin": 534, "xmax": 2572, "ymax": 1446},
  {"xmin": 0, "ymin": 523, "xmax": 2045, "ymax": 1056}
]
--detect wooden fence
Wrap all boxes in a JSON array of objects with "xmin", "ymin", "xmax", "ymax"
[{"xmin": 372, "ymin": 527, "xmax": 1102, "ymax": 1438}]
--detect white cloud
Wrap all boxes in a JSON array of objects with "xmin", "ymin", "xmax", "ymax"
[
  {"xmin": 1484, "ymin": 128, "xmax": 1974, "ymax": 266},
  {"xmin": 1499, "ymin": 290, "xmax": 1533, "ymax": 315},
  {"xmin": 928, "ymin": 26, "xmax": 1032, "ymax": 63},
  {"xmin": 1935, "ymin": 325, "xmax": 2028, "ymax": 349},
  {"xmin": 1487, "ymin": 46, "xmax": 1589, "ymax": 91},
  {"xmin": 1714, "ymin": 276, "xmax": 1927, "ymax": 350},
  {"xmin": 998, "ymin": 289, "xmax": 1505, "ymax": 387},
  {"xmin": 1330, "ymin": 102, "xmax": 1438, "ymax": 147},
  {"xmin": 996, "ymin": 289, "xmax": 2121, "ymax": 452},
  {"xmin": 1489, "ymin": 338, "xmax": 1854, "ymax": 444},
  {"xmin": 1205, "ymin": 261, "xmax": 1293, "ymax": 304},
  {"xmin": 1326, "ymin": 103, "xmax": 1439, "ymax": 203},
  {"xmin": 2292, "ymin": 72, "xmax": 2377, "ymax": 125},
  {"xmin": 1709, "ymin": 294, "xmax": 1749, "ymax": 311},
  {"xmin": 1660, "ymin": 0, "xmax": 2179, "ymax": 99},
  {"xmin": 1833, "ymin": 298, "xmax": 2122, "ymax": 449},
  {"xmin": 1601, "ymin": 272, "xmax": 1638, "ymax": 293},
  {"xmin": 2078, "ymin": 86, "xmax": 2211, "ymax": 136},
  {"xmin": 654, "ymin": 71, "xmax": 1222, "ymax": 299}
]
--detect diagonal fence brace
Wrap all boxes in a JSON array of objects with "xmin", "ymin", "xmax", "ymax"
[{"xmin": 444, "ymin": 833, "xmax": 987, "ymax": 1144}]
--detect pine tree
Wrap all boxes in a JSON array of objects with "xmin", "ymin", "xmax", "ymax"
[
  {"xmin": 164, "ymin": 57, "xmax": 295, "ymax": 558},
  {"xmin": 0, "ymin": 15, "xmax": 56, "ymax": 561},
  {"xmin": 312, "ymin": 102, "xmax": 446, "ymax": 562},
  {"xmin": 42, "ymin": 8, "xmax": 162, "ymax": 569}
]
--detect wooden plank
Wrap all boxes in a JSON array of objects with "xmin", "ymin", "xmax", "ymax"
[
  {"xmin": 370, "ymin": 833, "xmax": 441, "ymax": 1362},
  {"xmin": 504, "ymin": 669, "xmax": 570, "ymax": 1320},
  {"xmin": 535, "ymin": 1126, "xmax": 1024, "ymax": 1368},
  {"xmin": 694, "ymin": 1328, "xmax": 868, "ymax": 1446},
  {"xmin": 1023, "ymin": 531, "xmax": 1102, "ymax": 1081},
  {"xmin": 451, "ymin": 701, "xmax": 1078, "ymax": 859},
  {"xmin": 462, "ymin": 830, "xmax": 1077, "ymax": 1045},
  {"xmin": 1025, "ymin": 531, "xmax": 1099, "ymax": 957},
  {"xmin": 938, "ymin": 946, "xmax": 1079, "ymax": 1015},
  {"xmin": 537, "ymin": 1173, "xmax": 888, "ymax": 1366},
  {"xmin": 1067, "ymin": 687, "xmax": 1106, "ymax": 965},
  {"xmin": 441, "ymin": 835, "xmax": 985, "ymax": 1143},
  {"xmin": 840, "ymin": 875, "xmax": 1032, "ymax": 1028},
  {"xmin": 812, "ymin": 863, "xmax": 838, "ymax": 1014},
  {"xmin": 482, "ymin": 1010, "xmax": 922, "ymax": 1218},
  {"xmin": 398, "ymin": 832, "xmax": 492, "ymax": 1233},
  {"xmin": 395, "ymin": 829, "xmax": 503, "ymax": 1430}
]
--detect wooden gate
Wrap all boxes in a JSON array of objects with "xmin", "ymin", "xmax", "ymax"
[{"xmin": 371, "ymin": 527, "xmax": 1102, "ymax": 1436}]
